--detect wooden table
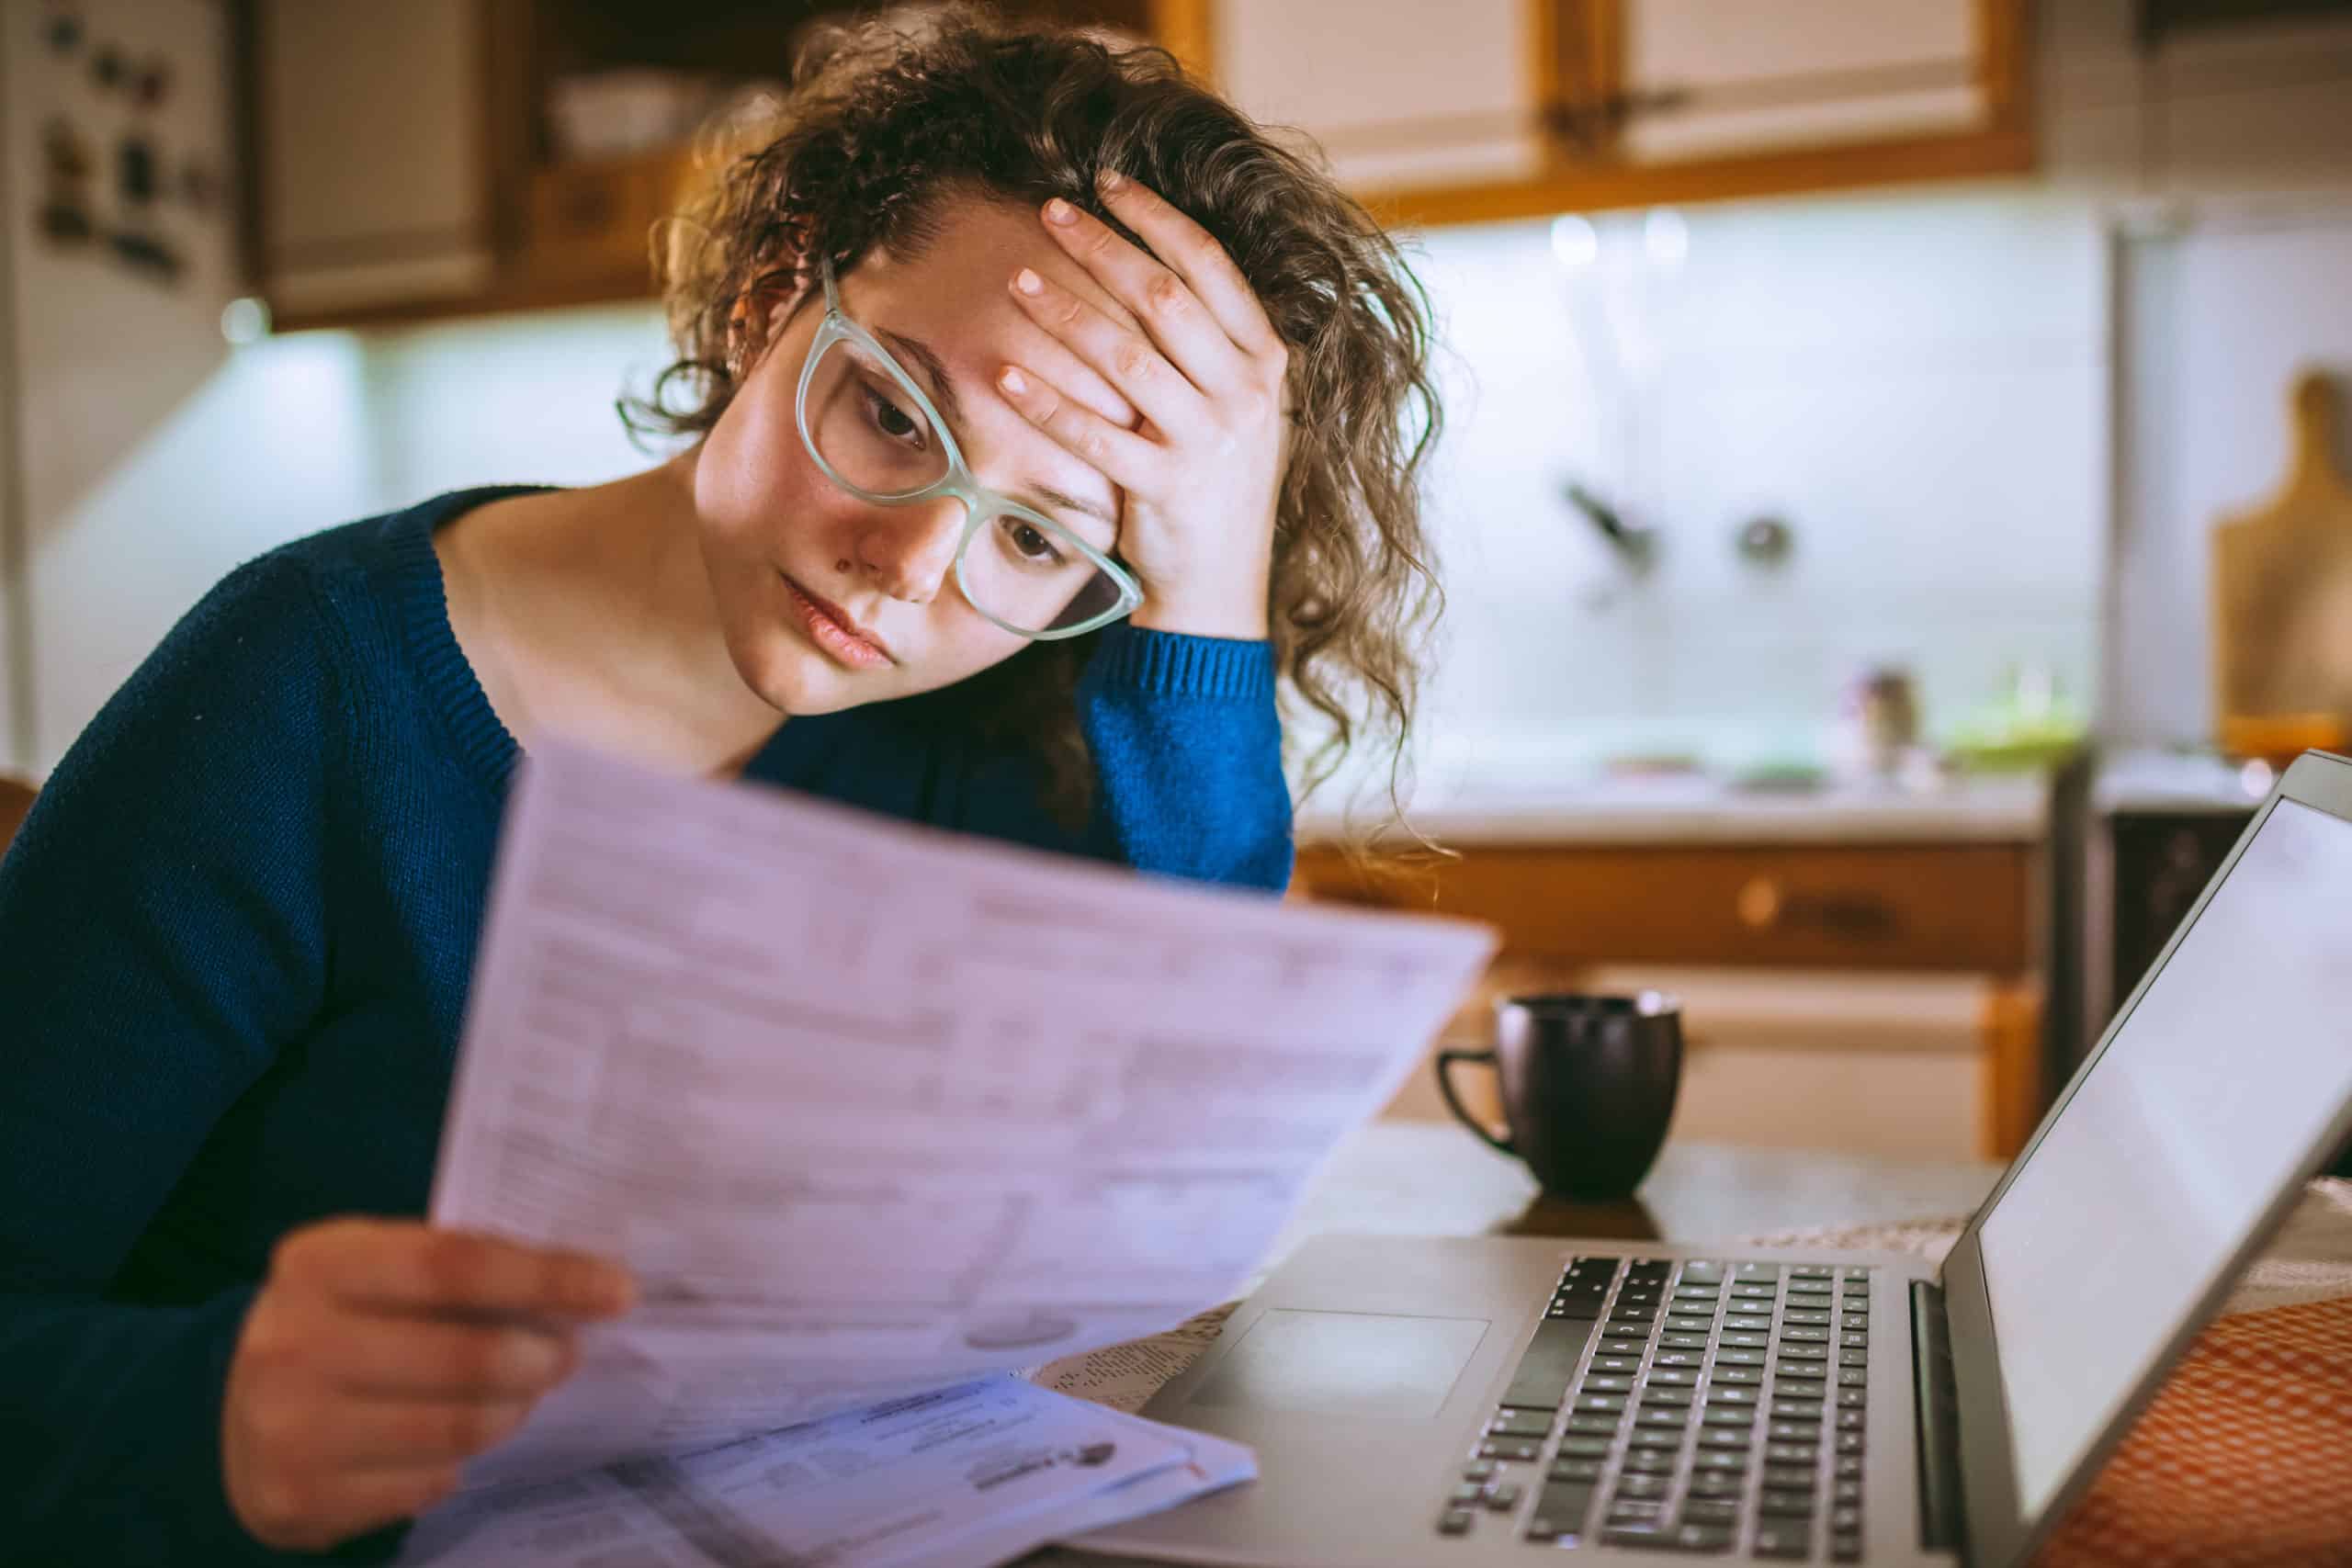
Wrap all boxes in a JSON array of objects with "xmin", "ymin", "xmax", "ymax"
[{"xmin": 1272, "ymin": 1122, "xmax": 2002, "ymax": 1258}]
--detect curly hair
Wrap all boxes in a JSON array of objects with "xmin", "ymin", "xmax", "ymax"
[{"xmin": 622, "ymin": 4, "xmax": 1442, "ymax": 835}]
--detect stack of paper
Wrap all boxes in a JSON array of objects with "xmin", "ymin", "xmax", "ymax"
[{"xmin": 398, "ymin": 741, "xmax": 1493, "ymax": 1566}]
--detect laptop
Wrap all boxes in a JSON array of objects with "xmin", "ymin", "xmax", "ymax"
[{"xmin": 1071, "ymin": 750, "xmax": 2352, "ymax": 1567}]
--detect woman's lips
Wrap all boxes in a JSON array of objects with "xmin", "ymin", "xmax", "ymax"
[{"xmin": 782, "ymin": 575, "xmax": 894, "ymax": 671}]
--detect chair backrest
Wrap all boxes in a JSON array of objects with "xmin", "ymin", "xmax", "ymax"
[{"xmin": 0, "ymin": 774, "xmax": 35, "ymax": 856}]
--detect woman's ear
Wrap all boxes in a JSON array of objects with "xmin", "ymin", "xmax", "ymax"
[{"xmin": 725, "ymin": 268, "xmax": 807, "ymax": 377}]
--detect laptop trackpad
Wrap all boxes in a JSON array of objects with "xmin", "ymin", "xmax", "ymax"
[{"xmin": 1189, "ymin": 1308, "xmax": 1490, "ymax": 1420}]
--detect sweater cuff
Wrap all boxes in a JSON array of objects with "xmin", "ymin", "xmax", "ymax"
[{"xmin": 1085, "ymin": 624, "xmax": 1273, "ymax": 701}]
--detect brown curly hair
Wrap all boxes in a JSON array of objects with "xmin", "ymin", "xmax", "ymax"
[{"xmin": 621, "ymin": 4, "xmax": 1442, "ymax": 833}]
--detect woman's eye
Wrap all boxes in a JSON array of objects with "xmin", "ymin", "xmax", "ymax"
[
  {"xmin": 1004, "ymin": 519, "xmax": 1066, "ymax": 565},
  {"xmin": 860, "ymin": 382, "xmax": 926, "ymax": 446}
]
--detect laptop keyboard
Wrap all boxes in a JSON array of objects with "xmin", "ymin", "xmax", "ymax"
[{"xmin": 1438, "ymin": 1256, "xmax": 1873, "ymax": 1560}]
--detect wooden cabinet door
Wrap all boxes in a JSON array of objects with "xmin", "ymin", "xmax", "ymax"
[
  {"xmin": 253, "ymin": 0, "xmax": 495, "ymax": 320},
  {"xmin": 1210, "ymin": 0, "xmax": 1548, "ymax": 190},
  {"xmin": 1611, "ymin": 0, "xmax": 1990, "ymax": 161}
]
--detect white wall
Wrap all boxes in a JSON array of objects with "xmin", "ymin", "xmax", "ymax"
[{"xmin": 1394, "ymin": 186, "xmax": 2109, "ymax": 788}]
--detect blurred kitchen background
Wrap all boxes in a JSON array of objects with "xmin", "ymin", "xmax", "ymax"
[{"xmin": 4, "ymin": 0, "xmax": 2351, "ymax": 1167}]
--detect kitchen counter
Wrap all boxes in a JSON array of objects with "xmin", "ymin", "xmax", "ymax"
[
  {"xmin": 2094, "ymin": 748, "xmax": 2277, "ymax": 816},
  {"xmin": 1299, "ymin": 771, "xmax": 2050, "ymax": 846}
]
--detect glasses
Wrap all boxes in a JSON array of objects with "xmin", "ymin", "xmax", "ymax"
[{"xmin": 793, "ymin": 258, "xmax": 1143, "ymax": 640}]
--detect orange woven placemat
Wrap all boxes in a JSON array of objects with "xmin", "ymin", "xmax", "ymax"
[{"xmin": 2034, "ymin": 1292, "xmax": 2352, "ymax": 1567}]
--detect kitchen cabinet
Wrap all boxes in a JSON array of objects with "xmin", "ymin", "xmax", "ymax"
[
  {"xmin": 241, "ymin": 0, "xmax": 1179, "ymax": 331},
  {"xmin": 1204, "ymin": 0, "xmax": 2032, "ymax": 228},
  {"xmin": 243, "ymin": 0, "xmax": 500, "ymax": 322},
  {"xmin": 1297, "ymin": 836, "xmax": 2047, "ymax": 1162}
]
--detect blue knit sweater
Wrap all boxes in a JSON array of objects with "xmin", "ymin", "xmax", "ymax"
[{"xmin": 0, "ymin": 485, "xmax": 1292, "ymax": 1562}]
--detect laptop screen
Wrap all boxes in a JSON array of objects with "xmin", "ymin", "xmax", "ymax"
[{"xmin": 1976, "ymin": 795, "xmax": 2352, "ymax": 1518}]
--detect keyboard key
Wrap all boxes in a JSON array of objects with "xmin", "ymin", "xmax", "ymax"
[
  {"xmin": 1627, "ymin": 1428, "xmax": 1683, "ymax": 1450},
  {"xmin": 1587, "ymin": 1374, "xmax": 1636, "ymax": 1393},
  {"xmin": 1608, "ymin": 1499, "xmax": 1667, "ymax": 1523},
  {"xmin": 1524, "ymin": 1483, "xmax": 1595, "ymax": 1541},
  {"xmin": 1675, "ymin": 1284, "xmax": 1723, "ymax": 1301},
  {"xmin": 1838, "ymin": 1410, "xmax": 1866, "ymax": 1432},
  {"xmin": 1754, "ymin": 1525, "xmax": 1812, "ymax": 1559},
  {"xmin": 1501, "ymin": 1317, "xmax": 1597, "ymax": 1412},
  {"xmin": 1732, "ymin": 1283, "xmax": 1779, "ymax": 1301},
  {"xmin": 1759, "ymin": 1489, "xmax": 1816, "ymax": 1517},
  {"xmin": 1602, "ymin": 1521, "xmax": 1736, "ymax": 1551},
  {"xmin": 1838, "ymin": 1388, "xmax": 1868, "ymax": 1408},
  {"xmin": 1835, "ymin": 1479, "xmax": 1863, "ymax": 1505},
  {"xmin": 1790, "ymin": 1265, "xmax": 1834, "ymax": 1279},
  {"xmin": 1764, "ymin": 1465, "xmax": 1815, "ymax": 1490},
  {"xmin": 1611, "ymin": 1308, "xmax": 1658, "ymax": 1325},
  {"xmin": 1838, "ymin": 1433, "xmax": 1867, "ymax": 1455},
  {"xmin": 1603, "ymin": 1324, "xmax": 1650, "ymax": 1341},
  {"xmin": 1787, "ymin": 1280, "xmax": 1833, "ymax": 1297},
  {"xmin": 1702, "ymin": 1408, "xmax": 1755, "ymax": 1427},
  {"xmin": 1576, "ymin": 1395, "xmax": 1625, "ymax": 1415},
  {"xmin": 1623, "ymin": 1450, "xmax": 1678, "ymax": 1473},
  {"xmin": 1593, "ymin": 1355, "xmax": 1642, "ymax": 1374},
  {"xmin": 1737, "ymin": 1262, "xmax": 1784, "ymax": 1280},
  {"xmin": 1552, "ymin": 1459, "xmax": 1605, "ymax": 1483},
  {"xmin": 1566, "ymin": 1415, "xmax": 1624, "ymax": 1434},
  {"xmin": 1713, "ymin": 1365, "xmax": 1764, "ymax": 1386},
  {"xmin": 1679, "ymin": 1260, "xmax": 1725, "ymax": 1283},
  {"xmin": 1781, "ymin": 1327, "xmax": 1829, "ymax": 1344},
  {"xmin": 1838, "ymin": 1370, "xmax": 1869, "ymax": 1387},
  {"xmin": 1688, "ymin": 1472, "xmax": 1744, "ymax": 1498},
  {"xmin": 1692, "ymin": 1451, "xmax": 1748, "ymax": 1472},
  {"xmin": 1463, "ymin": 1461, "xmax": 1498, "ymax": 1481},
  {"xmin": 1716, "ymin": 1348, "xmax": 1767, "ymax": 1367},
  {"xmin": 1834, "ymin": 1534, "xmax": 1863, "ymax": 1562},
  {"xmin": 1485, "ymin": 1483, "xmax": 1521, "ymax": 1510},
  {"xmin": 1643, "ymin": 1388, "xmax": 1695, "ymax": 1408},
  {"xmin": 1766, "ymin": 1442, "xmax": 1818, "ymax": 1465},
  {"xmin": 1490, "ymin": 1410, "xmax": 1552, "ymax": 1438},
  {"xmin": 1615, "ymin": 1474, "xmax": 1670, "ymax": 1499},
  {"xmin": 1450, "ymin": 1482, "xmax": 1484, "ymax": 1505},
  {"xmin": 1781, "ymin": 1344, "xmax": 1828, "ymax": 1361},
  {"xmin": 1437, "ymin": 1507, "xmax": 1474, "ymax": 1536},
  {"xmin": 1479, "ymin": 1439, "xmax": 1543, "ymax": 1461},
  {"xmin": 1770, "ymin": 1421, "xmax": 1822, "ymax": 1442},
  {"xmin": 1842, "ymin": 1332, "xmax": 1870, "ymax": 1349},
  {"xmin": 1661, "ymin": 1332, "xmax": 1712, "ymax": 1350},
  {"xmin": 1636, "ymin": 1409, "xmax": 1689, "ymax": 1428},
  {"xmin": 1654, "ymin": 1350, "xmax": 1705, "ymax": 1369},
  {"xmin": 1683, "ymin": 1499, "xmax": 1741, "ymax": 1526},
  {"xmin": 1837, "ymin": 1457, "xmax": 1864, "ymax": 1480},
  {"xmin": 1839, "ymin": 1349, "xmax": 1870, "ymax": 1368},
  {"xmin": 1832, "ymin": 1506, "xmax": 1862, "ymax": 1532},
  {"xmin": 1557, "ymin": 1436, "xmax": 1612, "ymax": 1458},
  {"xmin": 1650, "ymin": 1368, "xmax": 1701, "ymax": 1387},
  {"xmin": 1773, "ymin": 1400, "xmax": 1825, "ymax": 1420},
  {"xmin": 1573, "ymin": 1255, "xmax": 1625, "ymax": 1272},
  {"xmin": 1695, "ymin": 1428, "xmax": 1752, "ymax": 1450},
  {"xmin": 1706, "ymin": 1386, "xmax": 1758, "ymax": 1406}
]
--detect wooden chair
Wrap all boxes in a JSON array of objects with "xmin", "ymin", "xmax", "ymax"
[{"xmin": 0, "ymin": 773, "xmax": 35, "ymax": 856}]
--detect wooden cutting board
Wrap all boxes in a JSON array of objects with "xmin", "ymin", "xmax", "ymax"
[{"xmin": 2211, "ymin": 370, "xmax": 2352, "ymax": 763}]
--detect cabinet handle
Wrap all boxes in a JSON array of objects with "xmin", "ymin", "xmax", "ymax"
[{"xmin": 1736, "ymin": 877, "xmax": 1781, "ymax": 930}]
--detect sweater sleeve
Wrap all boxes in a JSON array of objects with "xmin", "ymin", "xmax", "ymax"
[
  {"xmin": 0, "ymin": 553, "xmax": 339, "ymax": 1562},
  {"xmin": 946, "ymin": 624, "xmax": 1293, "ymax": 892}
]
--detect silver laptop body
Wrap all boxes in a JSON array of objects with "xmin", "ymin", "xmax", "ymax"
[{"xmin": 1074, "ymin": 750, "xmax": 2352, "ymax": 1568}]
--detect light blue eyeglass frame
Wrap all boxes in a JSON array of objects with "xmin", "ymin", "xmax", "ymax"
[{"xmin": 793, "ymin": 256, "xmax": 1144, "ymax": 641}]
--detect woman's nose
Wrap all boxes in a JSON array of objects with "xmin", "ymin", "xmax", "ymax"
[{"xmin": 858, "ymin": 496, "xmax": 967, "ymax": 604}]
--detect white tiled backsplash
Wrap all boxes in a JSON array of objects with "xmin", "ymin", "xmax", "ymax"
[{"xmin": 1392, "ymin": 186, "xmax": 2108, "ymax": 789}]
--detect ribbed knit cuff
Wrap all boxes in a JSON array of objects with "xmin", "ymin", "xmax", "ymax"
[{"xmin": 1084, "ymin": 624, "xmax": 1274, "ymax": 701}]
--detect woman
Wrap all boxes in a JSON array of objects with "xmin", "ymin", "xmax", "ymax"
[{"xmin": 0, "ymin": 8, "xmax": 1440, "ymax": 1560}]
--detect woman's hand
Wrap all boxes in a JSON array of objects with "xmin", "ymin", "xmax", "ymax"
[
  {"xmin": 999, "ymin": 173, "xmax": 1290, "ymax": 641},
  {"xmin": 221, "ymin": 1217, "xmax": 635, "ymax": 1551}
]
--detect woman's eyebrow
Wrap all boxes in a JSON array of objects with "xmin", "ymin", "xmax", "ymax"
[{"xmin": 876, "ymin": 326, "xmax": 1116, "ymax": 531}]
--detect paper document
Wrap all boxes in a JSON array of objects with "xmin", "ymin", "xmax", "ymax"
[
  {"xmin": 397, "ymin": 1376, "xmax": 1256, "ymax": 1568},
  {"xmin": 430, "ymin": 739, "xmax": 1495, "ymax": 1492}
]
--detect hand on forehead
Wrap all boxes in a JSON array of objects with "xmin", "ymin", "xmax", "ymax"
[{"xmin": 845, "ymin": 198, "xmax": 1148, "ymax": 434}]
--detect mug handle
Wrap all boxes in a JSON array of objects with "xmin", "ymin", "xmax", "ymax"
[{"xmin": 1434, "ymin": 1047, "xmax": 1516, "ymax": 1156}]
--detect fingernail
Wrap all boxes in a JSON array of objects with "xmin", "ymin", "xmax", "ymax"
[
  {"xmin": 1097, "ymin": 168, "xmax": 1125, "ymax": 194},
  {"xmin": 1012, "ymin": 267, "xmax": 1044, "ymax": 297},
  {"xmin": 999, "ymin": 366, "xmax": 1028, "ymax": 394},
  {"xmin": 1044, "ymin": 197, "xmax": 1079, "ymax": 226}
]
